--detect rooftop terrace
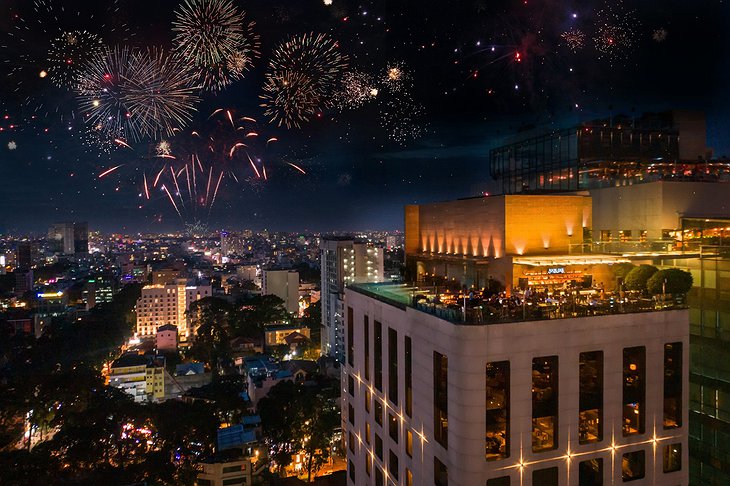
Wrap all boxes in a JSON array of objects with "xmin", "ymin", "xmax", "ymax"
[{"xmin": 349, "ymin": 282, "xmax": 686, "ymax": 325}]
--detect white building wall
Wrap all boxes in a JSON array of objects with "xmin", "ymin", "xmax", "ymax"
[{"xmin": 343, "ymin": 288, "xmax": 689, "ymax": 486}]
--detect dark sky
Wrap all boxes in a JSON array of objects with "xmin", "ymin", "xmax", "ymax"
[{"xmin": 1, "ymin": 0, "xmax": 729, "ymax": 234}]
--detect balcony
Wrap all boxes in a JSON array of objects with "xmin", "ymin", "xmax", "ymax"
[{"xmin": 349, "ymin": 282, "xmax": 685, "ymax": 326}]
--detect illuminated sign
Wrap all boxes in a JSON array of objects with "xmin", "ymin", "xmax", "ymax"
[
  {"xmin": 37, "ymin": 291, "xmax": 64, "ymax": 298},
  {"xmin": 547, "ymin": 267, "xmax": 565, "ymax": 274}
]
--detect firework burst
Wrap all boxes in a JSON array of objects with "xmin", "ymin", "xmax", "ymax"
[
  {"xmin": 261, "ymin": 32, "xmax": 348, "ymax": 128},
  {"xmin": 47, "ymin": 30, "xmax": 104, "ymax": 88},
  {"xmin": 333, "ymin": 70, "xmax": 378, "ymax": 110},
  {"xmin": 561, "ymin": 29, "xmax": 586, "ymax": 52},
  {"xmin": 75, "ymin": 45, "xmax": 139, "ymax": 141},
  {"xmin": 382, "ymin": 63, "xmax": 409, "ymax": 93},
  {"xmin": 172, "ymin": 0, "xmax": 260, "ymax": 92},
  {"xmin": 76, "ymin": 46, "xmax": 199, "ymax": 142},
  {"xmin": 593, "ymin": 2, "xmax": 639, "ymax": 60},
  {"xmin": 124, "ymin": 47, "xmax": 200, "ymax": 138}
]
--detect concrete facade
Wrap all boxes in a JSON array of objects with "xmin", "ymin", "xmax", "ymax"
[
  {"xmin": 590, "ymin": 181, "xmax": 730, "ymax": 241},
  {"xmin": 262, "ymin": 269, "xmax": 299, "ymax": 314},
  {"xmin": 342, "ymin": 287, "xmax": 689, "ymax": 486}
]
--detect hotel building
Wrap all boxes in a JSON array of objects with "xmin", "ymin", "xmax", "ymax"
[
  {"xmin": 135, "ymin": 279, "xmax": 212, "ymax": 341},
  {"xmin": 487, "ymin": 110, "xmax": 730, "ymax": 484},
  {"xmin": 343, "ymin": 194, "xmax": 689, "ymax": 485}
]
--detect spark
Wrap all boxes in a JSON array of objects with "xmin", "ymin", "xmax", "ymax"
[
  {"xmin": 113, "ymin": 138, "xmax": 132, "ymax": 149},
  {"xmin": 98, "ymin": 164, "xmax": 124, "ymax": 178},
  {"xmin": 287, "ymin": 162, "xmax": 307, "ymax": 174}
]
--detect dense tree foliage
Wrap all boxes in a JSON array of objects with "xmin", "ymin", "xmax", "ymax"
[
  {"xmin": 647, "ymin": 268, "xmax": 694, "ymax": 295},
  {"xmin": 624, "ymin": 264, "xmax": 658, "ymax": 291}
]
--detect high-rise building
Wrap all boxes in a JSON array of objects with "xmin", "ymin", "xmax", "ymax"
[
  {"xmin": 487, "ymin": 110, "xmax": 730, "ymax": 484},
  {"xmin": 321, "ymin": 238, "xmax": 384, "ymax": 362},
  {"xmin": 344, "ymin": 285, "xmax": 688, "ymax": 486},
  {"xmin": 343, "ymin": 194, "xmax": 689, "ymax": 485},
  {"xmin": 48, "ymin": 222, "xmax": 88, "ymax": 255},
  {"xmin": 15, "ymin": 241, "xmax": 33, "ymax": 270},
  {"xmin": 262, "ymin": 269, "xmax": 299, "ymax": 314},
  {"xmin": 135, "ymin": 279, "xmax": 212, "ymax": 341},
  {"xmin": 73, "ymin": 222, "xmax": 88, "ymax": 255}
]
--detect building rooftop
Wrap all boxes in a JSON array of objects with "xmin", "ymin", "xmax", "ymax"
[{"xmin": 349, "ymin": 282, "xmax": 686, "ymax": 326}]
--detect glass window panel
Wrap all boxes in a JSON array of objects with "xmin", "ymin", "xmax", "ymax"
[
  {"xmin": 664, "ymin": 342, "xmax": 682, "ymax": 429},
  {"xmin": 405, "ymin": 336, "xmax": 412, "ymax": 417},
  {"xmin": 487, "ymin": 476, "xmax": 511, "ymax": 486},
  {"xmin": 663, "ymin": 443, "xmax": 681, "ymax": 473},
  {"xmin": 389, "ymin": 450, "xmax": 399, "ymax": 480},
  {"xmin": 347, "ymin": 307, "xmax": 354, "ymax": 367},
  {"xmin": 533, "ymin": 356, "xmax": 559, "ymax": 452},
  {"xmin": 389, "ymin": 413, "xmax": 398, "ymax": 443},
  {"xmin": 486, "ymin": 361, "xmax": 510, "ymax": 460},
  {"xmin": 364, "ymin": 316, "xmax": 370, "ymax": 382},
  {"xmin": 579, "ymin": 458, "xmax": 603, "ymax": 486},
  {"xmin": 434, "ymin": 351, "xmax": 448, "ymax": 449},
  {"xmin": 580, "ymin": 351, "xmax": 603, "ymax": 444},
  {"xmin": 374, "ymin": 321, "xmax": 383, "ymax": 391},
  {"xmin": 388, "ymin": 328, "xmax": 398, "ymax": 406},
  {"xmin": 623, "ymin": 347, "xmax": 646, "ymax": 436},
  {"xmin": 533, "ymin": 467, "xmax": 558, "ymax": 486},
  {"xmin": 434, "ymin": 457, "xmax": 448, "ymax": 486},
  {"xmin": 622, "ymin": 450, "xmax": 645, "ymax": 481}
]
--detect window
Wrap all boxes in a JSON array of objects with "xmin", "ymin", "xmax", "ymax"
[
  {"xmin": 623, "ymin": 347, "xmax": 646, "ymax": 436},
  {"xmin": 434, "ymin": 351, "xmax": 448, "ymax": 449},
  {"xmin": 486, "ymin": 361, "xmax": 509, "ymax": 460},
  {"xmin": 532, "ymin": 356, "xmax": 558, "ymax": 452},
  {"xmin": 487, "ymin": 476, "xmax": 510, "ymax": 486},
  {"xmin": 389, "ymin": 450, "xmax": 399, "ymax": 480},
  {"xmin": 375, "ymin": 467, "xmax": 384, "ymax": 486},
  {"xmin": 375, "ymin": 434, "xmax": 383, "ymax": 460},
  {"xmin": 374, "ymin": 320, "xmax": 383, "ymax": 391},
  {"xmin": 664, "ymin": 343, "xmax": 682, "ymax": 429},
  {"xmin": 347, "ymin": 306, "xmax": 354, "ymax": 367},
  {"xmin": 374, "ymin": 399, "xmax": 383, "ymax": 426},
  {"xmin": 405, "ymin": 468, "xmax": 413, "ymax": 486},
  {"xmin": 579, "ymin": 351, "xmax": 603, "ymax": 444},
  {"xmin": 222, "ymin": 479, "xmax": 244, "ymax": 486},
  {"xmin": 349, "ymin": 403, "xmax": 355, "ymax": 426},
  {"xmin": 388, "ymin": 327, "xmax": 398, "ymax": 406},
  {"xmin": 222, "ymin": 465, "xmax": 242, "ymax": 474},
  {"xmin": 579, "ymin": 458, "xmax": 603, "ymax": 486},
  {"xmin": 365, "ymin": 390, "xmax": 371, "ymax": 413},
  {"xmin": 639, "ymin": 230, "xmax": 647, "ymax": 243},
  {"xmin": 366, "ymin": 455, "xmax": 371, "ymax": 476},
  {"xmin": 619, "ymin": 230, "xmax": 631, "ymax": 242},
  {"xmin": 349, "ymin": 431, "xmax": 355, "ymax": 452},
  {"xmin": 389, "ymin": 413, "xmax": 399, "ymax": 443},
  {"xmin": 364, "ymin": 316, "xmax": 370, "ymax": 382},
  {"xmin": 349, "ymin": 459, "xmax": 355, "ymax": 483},
  {"xmin": 405, "ymin": 335, "xmax": 412, "ymax": 417},
  {"xmin": 600, "ymin": 230, "xmax": 612, "ymax": 242},
  {"xmin": 365, "ymin": 422, "xmax": 371, "ymax": 445},
  {"xmin": 434, "ymin": 457, "xmax": 448, "ymax": 486},
  {"xmin": 663, "ymin": 443, "xmax": 681, "ymax": 473},
  {"xmin": 406, "ymin": 430, "xmax": 413, "ymax": 457},
  {"xmin": 622, "ymin": 450, "xmax": 645, "ymax": 481},
  {"xmin": 348, "ymin": 375, "xmax": 354, "ymax": 397},
  {"xmin": 533, "ymin": 467, "xmax": 558, "ymax": 486}
]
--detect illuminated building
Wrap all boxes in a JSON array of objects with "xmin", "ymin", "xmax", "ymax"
[
  {"xmin": 405, "ymin": 194, "xmax": 595, "ymax": 291},
  {"xmin": 321, "ymin": 238, "xmax": 384, "ymax": 362},
  {"xmin": 109, "ymin": 353, "xmax": 165, "ymax": 403},
  {"xmin": 490, "ymin": 111, "xmax": 730, "ymax": 484},
  {"xmin": 344, "ymin": 283, "xmax": 687, "ymax": 485},
  {"xmin": 83, "ymin": 275, "xmax": 116, "ymax": 310},
  {"xmin": 489, "ymin": 110, "xmax": 717, "ymax": 195},
  {"xmin": 262, "ymin": 269, "xmax": 299, "ymax": 314},
  {"xmin": 135, "ymin": 279, "xmax": 212, "ymax": 340}
]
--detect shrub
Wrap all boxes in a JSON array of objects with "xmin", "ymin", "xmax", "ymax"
[
  {"xmin": 624, "ymin": 264, "xmax": 658, "ymax": 291},
  {"xmin": 647, "ymin": 268, "xmax": 693, "ymax": 295}
]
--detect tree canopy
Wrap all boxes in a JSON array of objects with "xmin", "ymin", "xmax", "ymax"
[
  {"xmin": 624, "ymin": 264, "xmax": 658, "ymax": 291},
  {"xmin": 647, "ymin": 268, "xmax": 694, "ymax": 295}
]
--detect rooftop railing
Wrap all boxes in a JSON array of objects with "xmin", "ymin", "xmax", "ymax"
[{"xmin": 349, "ymin": 282, "xmax": 686, "ymax": 326}]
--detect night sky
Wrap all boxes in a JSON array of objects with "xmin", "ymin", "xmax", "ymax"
[{"xmin": 0, "ymin": 0, "xmax": 728, "ymax": 234}]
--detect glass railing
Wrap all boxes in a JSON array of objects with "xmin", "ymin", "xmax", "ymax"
[{"xmin": 350, "ymin": 282, "xmax": 686, "ymax": 326}]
